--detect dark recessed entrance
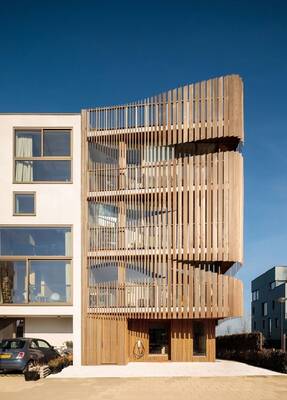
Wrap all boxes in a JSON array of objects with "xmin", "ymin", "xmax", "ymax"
[{"xmin": 149, "ymin": 322, "xmax": 170, "ymax": 357}]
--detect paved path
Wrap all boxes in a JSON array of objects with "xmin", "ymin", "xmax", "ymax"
[
  {"xmin": 1, "ymin": 375, "xmax": 287, "ymax": 400},
  {"xmin": 50, "ymin": 360, "xmax": 282, "ymax": 378}
]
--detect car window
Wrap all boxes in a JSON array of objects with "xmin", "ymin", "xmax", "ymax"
[
  {"xmin": 37, "ymin": 340, "xmax": 51, "ymax": 349},
  {"xmin": 1, "ymin": 340, "xmax": 25, "ymax": 349},
  {"xmin": 29, "ymin": 340, "xmax": 38, "ymax": 349}
]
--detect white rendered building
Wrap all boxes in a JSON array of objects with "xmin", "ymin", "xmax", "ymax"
[{"xmin": 0, "ymin": 114, "xmax": 82, "ymax": 366}]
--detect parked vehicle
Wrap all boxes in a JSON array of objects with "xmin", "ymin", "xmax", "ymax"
[{"xmin": 0, "ymin": 338, "xmax": 60, "ymax": 373}]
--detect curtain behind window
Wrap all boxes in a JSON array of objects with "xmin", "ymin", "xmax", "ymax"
[{"xmin": 15, "ymin": 136, "xmax": 33, "ymax": 182}]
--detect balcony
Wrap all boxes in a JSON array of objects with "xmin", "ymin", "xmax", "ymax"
[
  {"xmin": 88, "ymin": 161, "xmax": 176, "ymax": 194},
  {"xmin": 88, "ymin": 223, "xmax": 225, "ymax": 256},
  {"xmin": 87, "ymin": 269, "xmax": 243, "ymax": 319}
]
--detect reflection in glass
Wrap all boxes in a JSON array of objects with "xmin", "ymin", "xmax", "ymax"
[
  {"xmin": 89, "ymin": 203, "xmax": 118, "ymax": 227},
  {"xmin": 29, "ymin": 260, "xmax": 71, "ymax": 303},
  {"xmin": 0, "ymin": 227, "xmax": 71, "ymax": 256},
  {"xmin": 15, "ymin": 160, "xmax": 71, "ymax": 182},
  {"xmin": 193, "ymin": 322, "xmax": 206, "ymax": 355},
  {"xmin": 0, "ymin": 261, "xmax": 26, "ymax": 304},
  {"xmin": 89, "ymin": 262, "xmax": 118, "ymax": 284},
  {"xmin": 43, "ymin": 130, "xmax": 71, "ymax": 156},
  {"xmin": 149, "ymin": 325, "xmax": 169, "ymax": 355},
  {"xmin": 89, "ymin": 143, "xmax": 119, "ymax": 166}
]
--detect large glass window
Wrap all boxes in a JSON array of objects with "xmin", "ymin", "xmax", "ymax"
[
  {"xmin": 0, "ymin": 260, "xmax": 71, "ymax": 304},
  {"xmin": 0, "ymin": 261, "xmax": 26, "ymax": 304},
  {"xmin": 193, "ymin": 322, "xmax": 206, "ymax": 356},
  {"xmin": 29, "ymin": 260, "xmax": 71, "ymax": 303},
  {"xmin": 15, "ymin": 160, "xmax": 71, "ymax": 182},
  {"xmin": 14, "ymin": 128, "xmax": 71, "ymax": 183},
  {"xmin": 14, "ymin": 192, "xmax": 35, "ymax": 215},
  {"xmin": 0, "ymin": 227, "xmax": 71, "ymax": 256}
]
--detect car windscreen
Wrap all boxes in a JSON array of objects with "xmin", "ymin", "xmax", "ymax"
[{"xmin": 1, "ymin": 340, "xmax": 26, "ymax": 350}]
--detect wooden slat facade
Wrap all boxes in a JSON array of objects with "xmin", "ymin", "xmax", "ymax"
[{"xmin": 81, "ymin": 75, "xmax": 244, "ymax": 365}]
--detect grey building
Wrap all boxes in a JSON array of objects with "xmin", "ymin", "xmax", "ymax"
[{"xmin": 251, "ymin": 266, "xmax": 287, "ymax": 348}]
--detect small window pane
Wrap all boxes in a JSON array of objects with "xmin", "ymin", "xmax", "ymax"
[
  {"xmin": 43, "ymin": 130, "xmax": 71, "ymax": 156},
  {"xmin": 15, "ymin": 130, "xmax": 41, "ymax": 157},
  {"xmin": 15, "ymin": 193, "xmax": 35, "ymax": 215},
  {"xmin": 29, "ymin": 260, "xmax": 71, "ymax": 303},
  {"xmin": 15, "ymin": 160, "xmax": 71, "ymax": 182},
  {"xmin": 0, "ymin": 261, "xmax": 27, "ymax": 304}
]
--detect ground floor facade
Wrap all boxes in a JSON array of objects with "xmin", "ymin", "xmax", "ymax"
[
  {"xmin": 83, "ymin": 318, "xmax": 216, "ymax": 365},
  {"xmin": 0, "ymin": 315, "xmax": 216, "ymax": 365}
]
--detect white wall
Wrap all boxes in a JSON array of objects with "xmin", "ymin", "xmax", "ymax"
[
  {"xmin": 0, "ymin": 114, "xmax": 82, "ymax": 365},
  {"xmin": 24, "ymin": 317, "xmax": 73, "ymax": 347}
]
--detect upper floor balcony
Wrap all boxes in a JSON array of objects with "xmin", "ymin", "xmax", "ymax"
[
  {"xmin": 87, "ymin": 268, "xmax": 243, "ymax": 320},
  {"xmin": 87, "ymin": 151, "xmax": 242, "ymax": 196},
  {"xmin": 85, "ymin": 75, "xmax": 243, "ymax": 143}
]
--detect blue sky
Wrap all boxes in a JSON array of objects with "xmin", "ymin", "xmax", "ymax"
[{"xmin": 0, "ymin": 0, "xmax": 286, "ymax": 328}]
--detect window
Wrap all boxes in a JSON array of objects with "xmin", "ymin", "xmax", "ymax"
[
  {"xmin": 14, "ymin": 129, "xmax": 71, "ymax": 183},
  {"xmin": 262, "ymin": 320, "xmax": 265, "ymax": 329},
  {"xmin": 270, "ymin": 281, "xmax": 277, "ymax": 290},
  {"xmin": 252, "ymin": 306, "xmax": 255, "ymax": 315},
  {"xmin": 0, "ymin": 227, "xmax": 71, "ymax": 256},
  {"xmin": 89, "ymin": 262, "xmax": 118, "ymax": 284},
  {"xmin": 275, "ymin": 318, "xmax": 279, "ymax": 328},
  {"xmin": 268, "ymin": 318, "xmax": 272, "ymax": 336},
  {"xmin": 37, "ymin": 340, "xmax": 51, "ymax": 349},
  {"xmin": 0, "ymin": 261, "xmax": 26, "ymax": 303},
  {"xmin": 29, "ymin": 260, "xmax": 71, "ymax": 303},
  {"xmin": 262, "ymin": 302, "xmax": 268, "ymax": 316},
  {"xmin": 1, "ymin": 340, "xmax": 26, "ymax": 350},
  {"xmin": 14, "ymin": 192, "xmax": 35, "ymax": 215},
  {"xmin": 193, "ymin": 322, "xmax": 206, "ymax": 356},
  {"xmin": 272, "ymin": 300, "xmax": 275, "ymax": 310},
  {"xmin": 29, "ymin": 340, "xmax": 38, "ymax": 349},
  {"xmin": 43, "ymin": 130, "xmax": 70, "ymax": 156},
  {"xmin": 0, "ymin": 259, "xmax": 72, "ymax": 304},
  {"xmin": 253, "ymin": 321, "xmax": 256, "ymax": 330},
  {"xmin": 0, "ymin": 226, "xmax": 72, "ymax": 305},
  {"xmin": 252, "ymin": 290, "xmax": 259, "ymax": 301}
]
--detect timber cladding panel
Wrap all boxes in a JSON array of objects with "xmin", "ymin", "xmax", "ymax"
[
  {"xmin": 81, "ymin": 75, "xmax": 244, "ymax": 364},
  {"xmin": 128, "ymin": 319, "xmax": 215, "ymax": 362},
  {"xmin": 84, "ymin": 317, "xmax": 128, "ymax": 365}
]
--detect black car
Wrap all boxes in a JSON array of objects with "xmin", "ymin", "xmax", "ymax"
[{"xmin": 0, "ymin": 338, "xmax": 60, "ymax": 373}]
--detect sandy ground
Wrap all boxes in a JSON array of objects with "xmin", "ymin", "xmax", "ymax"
[{"xmin": 0, "ymin": 376, "xmax": 287, "ymax": 400}]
